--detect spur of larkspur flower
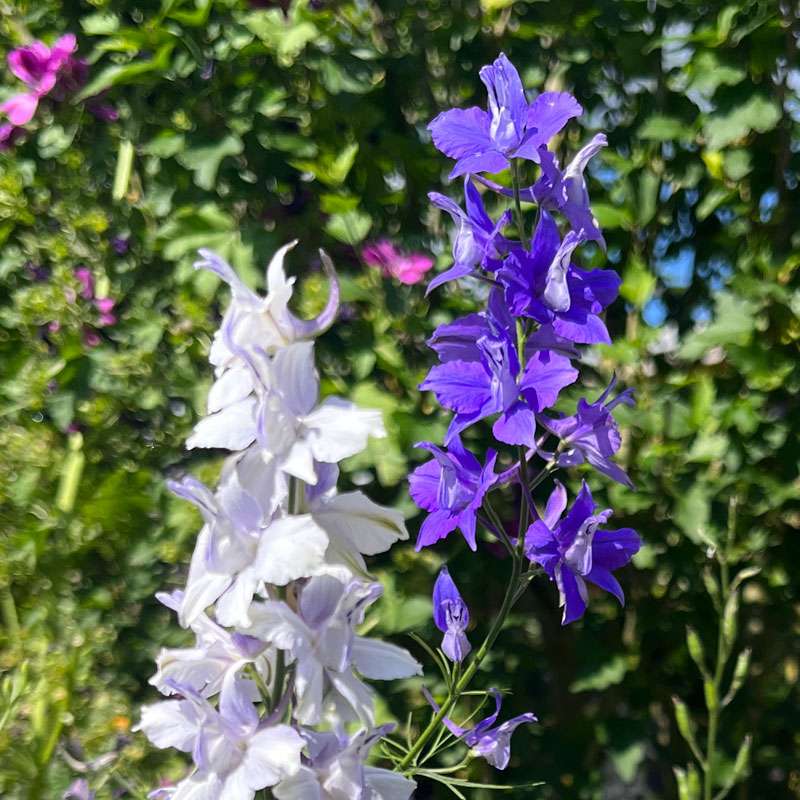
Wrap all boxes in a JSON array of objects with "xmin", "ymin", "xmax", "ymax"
[
  {"xmin": 428, "ymin": 52, "xmax": 582, "ymax": 179},
  {"xmin": 525, "ymin": 480, "xmax": 641, "ymax": 624},
  {"xmin": 423, "ymin": 688, "xmax": 537, "ymax": 769},
  {"xmin": 433, "ymin": 567, "xmax": 471, "ymax": 663},
  {"xmin": 476, "ymin": 133, "xmax": 608, "ymax": 248}
]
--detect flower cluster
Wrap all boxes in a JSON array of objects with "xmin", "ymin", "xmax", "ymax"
[
  {"xmin": 401, "ymin": 53, "xmax": 641, "ymax": 778},
  {"xmin": 138, "ymin": 244, "xmax": 421, "ymax": 799},
  {"xmin": 1, "ymin": 33, "xmax": 116, "ymax": 150}
]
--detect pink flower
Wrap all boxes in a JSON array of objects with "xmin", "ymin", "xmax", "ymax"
[
  {"xmin": 1, "ymin": 34, "xmax": 77, "ymax": 126},
  {"xmin": 361, "ymin": 239, "xmax": 434, "ymax": 285},
  {"xmin": 0, "ymin": 33, "xmax": 116, "ymax": 134},
  {"xmin": 94, "ymin": 297, "xmax": 117, "ymax": 327},
  {"xmin": 75, "ymin": 267, "xmax": 94, "ymax": 299}
]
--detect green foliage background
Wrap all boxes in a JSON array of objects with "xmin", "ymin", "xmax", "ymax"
[{"xmin": 0, "ymin": 0, "xmax": 798, "ymax": 797}]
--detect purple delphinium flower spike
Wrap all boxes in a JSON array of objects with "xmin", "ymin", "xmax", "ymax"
[
  {"xmin": 428, "ymin": 52, "xmax": 582, "ymax": 179},
  {"xmin": 539, "ymin": 375, "xmax": 635, "ymax": 488},
  {"xmin": 427, "ymin": 177, "xmax": 511, "ymax": 292},
  {"xmin": 423, "ymin": 687, "xmax": 537, "ymax": 769},
  {"xmin": 432, "ymin": 567, "xmax": 471, "ymax": 663},
  {"xmin": 499, "ymin": 211, "xmax": 621, "ymax": 345},
  {"xmin": 525, "ymin": 480, "xmax": 640, "ymax": 624},
  {"xmin": 408, "ymin": 437, "xmax": 498, "ymax": 551}
]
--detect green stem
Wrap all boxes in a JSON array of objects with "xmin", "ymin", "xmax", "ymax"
[
  {"xmin": 704, "ymin": 500, "xmax": 736, "ymax": 800},
  {"xmin": 510, "ymin": 160, "xmax": 528, "ymax": 244},
  {"xmin": 396, "ymin": 551, "xmax": 523, "ymax": 773}
]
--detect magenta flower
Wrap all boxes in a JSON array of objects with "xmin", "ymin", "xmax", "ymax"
[
  {"xmin": 94, "ymin": 297, "xmax": 117, "ymax": 327},
  {"xmin": 361, "ymin": 240, "xmax": 434, "ymax": 285},
  {"xmin": 74, "ymin": 267, "xmax": 94, "ymax": 299},
  {"xmin": 1, "ymin": 34, "xmax": 77, "ymax": 126},
  {"xmin": 1, "ymin": 33, "xmax": 116, "ymax": 140}
]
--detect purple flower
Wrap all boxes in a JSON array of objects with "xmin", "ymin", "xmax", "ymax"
[
  {"xmin": 428, "ymin": 52, "xmax": 582, "ymax": 179},
  {"xmin": 408, "ymin": 436, "xmax": 498, "ymax": 551},
  {"xmin": 499, "ymin": 211, "xmax": 621, "ymax": 344},
  {"xmin": 426, "ymin": 177, "xmax": 511, "ymax": 292},
  {"xmin": 111, "ymin": 235, "xmax": 130, "ymax": 255},
  {"xmin": 539, "ymin": 375, "xmax": 635, "ymax": 488},
  {"xmin": 423, "ymin": 688, "xmax": 537, "ymax": 769},
  {"xmin": 525, "ymin": 480, "xmax": 640, "ymax": 624},
  {"xmin": 420, "ymin": 299, "xmax": 578, "ymax": 447},
  {"xmin": 432, "ymin": 567, "xmax": 471, "ymax": 663},
  {"xmin": 476, "ymin": 133, "xmax": 608, "ymax": 247}
]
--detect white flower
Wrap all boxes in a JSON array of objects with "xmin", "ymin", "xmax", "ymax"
[
  {"xmin": 248, "ymin": 576, "xmax": 421, "ymax": 725},
  {"xmin": 137, "ymin": 672, "xmax": 304, "ymax": 800},
  {"xmin": 196, "ymin": 244, "xmax": 339, "ymax": 370},
  {"xmin": 169, "ymin": 472, "xmax": 328, "ymax": 629},
  {"xmin": 186, "ymin": 341, "xmax": 386, "ymax": 488},
  {"xmin": 150, "ymin": 590, "xmax": 271, "ymax": 700},
  {"xmin": 273, "ymin": 726, "xmax": 416, "ymax": 800}
]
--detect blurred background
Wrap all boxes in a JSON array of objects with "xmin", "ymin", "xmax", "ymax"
[{"xmin": 0, "ymin": 1, "xmax": 798, "ymax": 797}]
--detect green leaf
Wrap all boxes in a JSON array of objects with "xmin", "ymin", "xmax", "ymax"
[
  {"xmin": 74, "ymin": 42, "xmax": 175, "ymax": 100},
  {"xmin": 325, "ymin": 210, "xmax": 372, "ymax": 245},
  {"xmin": 570, "ymin": 654, "xmax": 628, "ymax": 692},
  {"xmin": 242, "ymin": 10, "xmax": 318, "ymax": 65},
  {"xmin": 621, "ymin": 255, "xmax": 656, "ymax": 308},
  {"xmin": 678, "ymin": 294, "xmax": 756, "ymax": 361},
  {"xmin": 56, "ymin": 435, "xmax": 85, "ymax": 514},
  {"xmin": 80, "ymin": 12, "xmax": 120, "ymax": 35},
  {"xmin": 592, "ymin": 203, "xmax": 632, "ymax": 230},
  {"xmin": 611, "ymin": 740, "xmax": 646, "ymax": 783},
  {"xmin": 687, "ymin": 52, "xmax": 745, "ymax": 96},
  {"xmin": 638, "ymin": 115, "xmax": 690, "ymax": 142},
  {"xmin": 177, "ymin": 135, "xmax": 244, "ymax": 191},
  {"xmin": 291, "ymin": 143, "xmax": 360, "ymax": 187},
  {"xmin": 696, "ymin": 187, "xmax": 732, "ymax": 221},
  {"xmin": 674, "ymin": 482, "xmax": 712, "ymax": 544},
  {"xmin": 703, "ymin": 95, "xmax": 781, "ymax": 150}
]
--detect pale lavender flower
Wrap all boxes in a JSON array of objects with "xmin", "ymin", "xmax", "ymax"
[
  {"xmin": 423, "ymin": 688, "xmax": 537, "ymax": 769},
  {"xmin": 138, "ymin": 672, "xmax": 304, "ymax": 800},
  {"xmin": 248, "ymin": 575, "xmax": 421, "ymax": 725},
  {"xmin": 274, "ymin": 724, "xmax": 416, "ymax": 800}
]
